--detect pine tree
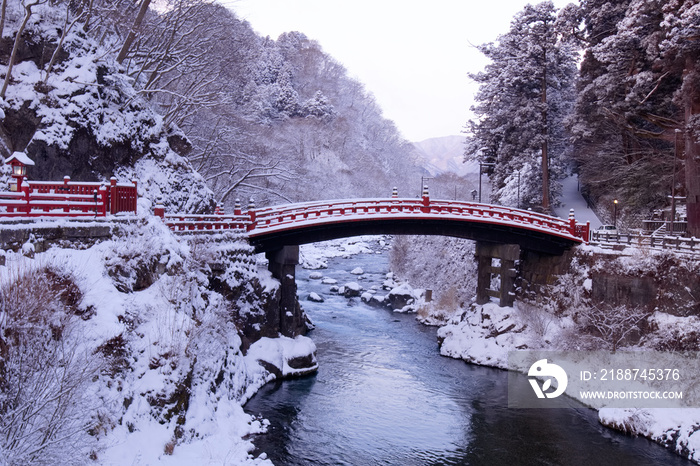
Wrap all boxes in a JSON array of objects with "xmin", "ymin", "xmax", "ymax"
[{"xmin": 465, "ymin": 1, "xmax": 577, "ymax": 210}]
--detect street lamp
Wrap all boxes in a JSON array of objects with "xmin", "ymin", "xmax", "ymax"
[
  {"xmin": 613, "ymin": 199, "xmax": 618, "ymax": 229},
  {"xmin": 420, "ymin": 176, "xmax": 433, "ymax": 198},
  {"xmin": 5, "ymin": 151, "xmax": 34, "ymax": 192},
  {"xmin": 478, "ymin": 162, "xmax": 495, "ymax": 203}
]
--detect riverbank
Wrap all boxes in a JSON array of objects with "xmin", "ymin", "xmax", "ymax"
[
  {"xmin": 248, "ymin": 235, "xmax": 692, "ymax": 465},
  {"xmin": 0, "ymin": 218, "xmax": 322, "ymax": 465},
  {"xmin": 409, "ymin": 244, "xmax": 700, "ymax": 464}
]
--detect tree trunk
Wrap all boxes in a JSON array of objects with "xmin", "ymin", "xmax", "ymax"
[
  {"xmin": 0, "ymin": 1, "xmax": 37, "ymax": 100},
  {"xmin": 685, "ymin": 76, "xmax": 700, "ymax": 237},
  {"xmin": 541, "ymin": 53, "xmax": 550, "ymax": 210},
  {"xmin": 116, "ymin": 0, "xmax": 151, "ymax": 64},
  {"xmin": 0, "ymin": 0, "xmax": 7, "ymax": 39}
]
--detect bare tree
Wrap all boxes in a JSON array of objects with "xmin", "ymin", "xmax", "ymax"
[
  {"xmin": 577, "ymin": 304, "xmax": 652, "ymax": 352},
  {"xmin": 115, "ymin": 0, "xmax": 150, "ymax": 63},
  {"xmin": 1, "ymin": 0, "xmax": 47, "ymax": 100}
]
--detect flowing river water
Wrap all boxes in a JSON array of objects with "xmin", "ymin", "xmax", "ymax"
[{"xmin": 244, "ymin": 240, "xmax": 692, "ymax": 466}]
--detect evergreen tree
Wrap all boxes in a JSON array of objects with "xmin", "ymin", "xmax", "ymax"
[
  {"xmin": 569, "ymin": 0, "xmax": 682, "ymax": 219},
  {"xmin": 465, "ymin": 1, "xmax": 577, "ymax": 210}
]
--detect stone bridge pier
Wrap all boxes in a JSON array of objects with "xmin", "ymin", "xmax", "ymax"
[
  {"xmin": 266, "ymin": 240, "xmax": 576, "ymax": 323},
  {"xmin": 265, "ymin": 245, "xmax": 308, "ymax": 337},
  {"xmin": 475, "ymin": 241, "xmax": 520, "ymax": 307}
]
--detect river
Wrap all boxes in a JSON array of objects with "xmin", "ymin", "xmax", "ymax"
[{"xmin": 245, "ymin": 239, "xmax": 692, "ymax": 466}]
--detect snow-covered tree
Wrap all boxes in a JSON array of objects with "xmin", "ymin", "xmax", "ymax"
[
  {"xmin": 465, "ymin": 1, "xmax": 577, "ymax": 210},
  {"xmin": 656, "ymin": 0, "xmax": 700, "ymax": 236},
  {"xmin": 569, "ymin": 0, "xmax": 681, "ymax": 216}
]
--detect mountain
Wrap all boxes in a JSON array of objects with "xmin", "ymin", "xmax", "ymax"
[{"xmin": 412, "ymin": 135, "xmax": 478, "ymax": 177}]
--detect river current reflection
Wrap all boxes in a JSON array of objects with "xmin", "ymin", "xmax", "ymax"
[{"xmin": 244, "ymin": 240, "xmax": 691, "ymax": 465}]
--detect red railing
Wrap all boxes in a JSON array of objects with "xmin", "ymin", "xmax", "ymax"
[
  {"xmin": 0, "ymin": 177, "xmax": 137, "ymax": 217},
  {"xmin": 156, "ymin": 197, "xmax": 590, "ymax": 243}
]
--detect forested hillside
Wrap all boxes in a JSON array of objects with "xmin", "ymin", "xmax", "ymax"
[
  {"xmin": 466, "ymin": 0, "xmax": 700, "ymax": 235},
  {"xmin": 0, "ymin": 0, "xmax": 423, "ymax": 210}
]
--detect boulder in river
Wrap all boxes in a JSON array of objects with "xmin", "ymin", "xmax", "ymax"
[
  {"xmin": 339, "ymin": 282, "xmax": 362, "ymax": 298},
  {"xmin": 308, "ymin": 292, "xmax": 325, "ymax": 303}
]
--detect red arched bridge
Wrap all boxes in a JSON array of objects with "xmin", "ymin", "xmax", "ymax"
[
  {"xmin": 157, "ymin": 194, "xmax": 589, "ymax": 310},
  {"xmin": 156, "ymin": 195, "xmax": 590, "ymax": 256}
]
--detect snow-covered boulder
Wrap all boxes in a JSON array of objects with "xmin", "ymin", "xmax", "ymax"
[
  {"xmin": 350, "ymin": 267, "xmax": 364, "ymax": 275},
  {"xmin": 308, "ymin": 292, "xmax": 324, "ymax": 303},
  {"xmin": 322, "ymin": 277, "xmax": 338, "ymax": 285},
  {"xmin": 309, "ymin": 272, "xmax": 324, "ymax": 280},
  {"xmin": 338, "ymin": 282, "xmax": 362, "ymax": 298},
  {"xmin": 388, "ymin": 283, "xmax": 419, "ymax": 310},
  {"xmin": 247, "ymin": 335, "xmax": 318, "ymax": 378}
]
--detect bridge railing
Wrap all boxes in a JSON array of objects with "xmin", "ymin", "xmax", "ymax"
[
  {"xmin": 591, "ymin": 230, "xmax": 700, "ymax": 253},
  {"xmin": 157, "ymin": 210, "xmax": 250, "ymax": 232},
  {"xmin": 248, "ymin": 198, "xmax": 588, "ymax": 241},
  {"xmin": 156, "ymin": 197, "xmax": 590, "ymax": 242},
  {"xmin": 0, "ymin": 177, "xmax": 137, "ymax": 217}
]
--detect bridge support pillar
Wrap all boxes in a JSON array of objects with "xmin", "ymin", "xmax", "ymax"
[
  {"xmin": 265, "ymin": 245, "xmax": 305, "ymax": 337},
  {"xmin": 475, "ymin": 242, "xmax": 520, "ymax": 307}
]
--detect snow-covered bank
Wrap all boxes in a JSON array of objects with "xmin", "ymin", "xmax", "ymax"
[
  {"xmin": 0, "ymin": 219, "xmax": 316, "ymax": 465},
  {"xmin": 433, "ymin": 299, "xmax": 700, "ymax": 463},
  {"xmin": 408, "ymin": 244, "xmax": 700, "ymax": 464}
]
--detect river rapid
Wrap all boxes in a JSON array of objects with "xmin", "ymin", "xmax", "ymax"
[{"xmin": 244, "ymin": 238, "xmax": 691, "ymax": 466}]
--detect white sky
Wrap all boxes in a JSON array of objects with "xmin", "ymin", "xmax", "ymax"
[{"xmin": 222, "ymin": 0, "xmax": 573, "ymax": 142}]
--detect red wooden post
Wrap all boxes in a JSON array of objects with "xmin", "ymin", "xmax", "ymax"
[
  {"xmin": 109, "ymin": 177, "xmax": 117, "ymax": 214},
  {"xmin": 421, "ymin": 185, "xmax": 430, "ymax": 213},
  {"xmin": 131, "ymin": 180, "xmax": 138, "ymax": 214},
  {"xmin": 99, "ymin": 185, "xmax": 108, "ymax": 216},
  {"xmin": 568, "ymin": 208, "xmax": 576, "ymax": 236},
  {"xmin": 234, "ymin": 199, "xmax": 242, "ymax": 216},
  {"xmin": 63, "ymin": 176, "xmax": 71, "ymax": 213},
  {"xmin": 22, "ymin": 180, "xmax": 30, "ymax": 214},
  {"xmin": 247, "ymin": 198, "xmax": 256, "ymax": 231}
]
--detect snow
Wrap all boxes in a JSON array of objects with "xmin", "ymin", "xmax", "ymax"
[
  {"xmin": 247, "ymin": 336, "xmax": 318, "ymax": 377},
  {"xmin": 4, "ymin": 151, "xmax": 35, "ymax": 166},
  {"xmin": 429, "ymin": 293, "xmax": 700, "ymax": 462},
  {"xmin": 0, "ymin": 218, "xmax": 316, "ymax": 464},
  {"xmin": 554, "ymin": 175, "xmax": 603, "ymax": 229}
]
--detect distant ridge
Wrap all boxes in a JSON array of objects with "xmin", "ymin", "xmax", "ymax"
[{"xmin": 412, "ymin": 135, "xmax": 478, "ymax": 176}]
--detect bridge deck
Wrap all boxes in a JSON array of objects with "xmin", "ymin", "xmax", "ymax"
[{"xmin": 159, "ymin": 197, "xmax": 589, "ymax": 255}]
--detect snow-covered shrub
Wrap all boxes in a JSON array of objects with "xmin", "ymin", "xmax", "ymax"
[
  {"xmin": 0, "ymin": 262, "xmax": 102, "ymax": 464},
  {"xmin": 574, "ymin": 304, "xmax": 652, "ymax": 352},
  {"xmin": 516, "ymin": 299, "xmax": 555, "ymax": 339},
  {"xmin": 103, "ymin": 218, "xmax": 185, "ymax": 292}
]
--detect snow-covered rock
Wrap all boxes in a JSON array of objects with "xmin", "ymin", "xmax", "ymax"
[
  {"xmin": 387, "ymin": 283, "xmax": 419, "ymax": 310},
  {"xmin": 339, "ymin": 282, "xmax": 362, "ymax": 298},
  {"xmin": 308, "ymin": 292, "xmax": 324, "ymax": 303},
  {"xmin": 350, "ymin": 267, "xmax": 364, "ymax": 275},
  {"xmin": 309, "ymin": 272, "xmax": 324, "ymax": 280}
]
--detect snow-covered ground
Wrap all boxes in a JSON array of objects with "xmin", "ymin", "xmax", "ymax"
[
  {"xmin": 554, "ymin": 174, "xmax": 603, "ymax": 229},
  {"xmin": 0, "ymin": 218, "xmax": 318, "ymax": 465}
]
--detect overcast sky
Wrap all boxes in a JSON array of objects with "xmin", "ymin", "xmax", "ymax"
[{"xmin": 223, "ymin": 0, "xmax": 573, "ymax": 142}]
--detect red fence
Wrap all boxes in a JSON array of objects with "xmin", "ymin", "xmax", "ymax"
[
  {"xmin": 0, "ymin": 177, "xmax": 137, "ymax": 217},
  {"xmin": 156, "ymin": 197, "xmax": 590, "ymax": 243}
]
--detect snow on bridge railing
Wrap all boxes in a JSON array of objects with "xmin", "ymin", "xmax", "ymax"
[{"xmin": 156, "ymin": 196, "xmax": 590, "ymax": 243}]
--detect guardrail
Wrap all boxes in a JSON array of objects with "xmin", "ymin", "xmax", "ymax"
[
  {"xmin": 0, "ymin": 177, "xmax": 137, "ymax": 217},
  {"xmin": 158, "ymin": 211, "xmax": 250, "ymax": 232},
  {"xmin": 156, "ymin": 197, "xmax": 590, "ymax": 243},
  {"xmin": 590, "ymin": 231, "xmax": 700, "ymax": 253}
]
